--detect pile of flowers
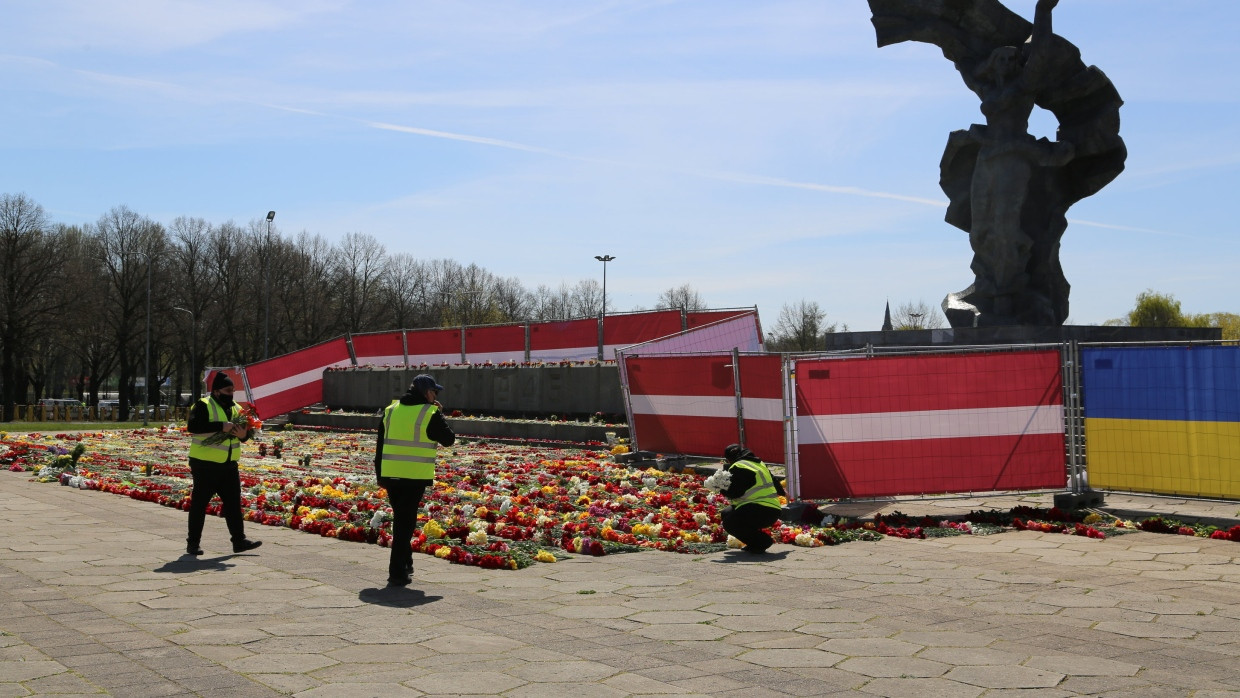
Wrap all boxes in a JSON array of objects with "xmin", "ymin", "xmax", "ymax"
[{"xmin": 3, "ymin": 429, "xmax": 1240, "ymax": 571}]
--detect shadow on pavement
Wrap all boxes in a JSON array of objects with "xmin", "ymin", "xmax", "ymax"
[
  {"xmin": 711, "ymin": 549, "xmax": 792, "ymax": 564},
  {"xmin": 154, "ymin": 555, "xmax": 236, "ymax": 573},
  {"xmin": 358, "ymin": 587, "xmax": 442, "ymax": 608}
]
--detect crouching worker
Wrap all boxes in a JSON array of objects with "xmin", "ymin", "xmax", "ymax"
[
  {"xmin": 718, "ymin": 444, "xmax": 785, "ymax": 554},
  {"xmin": 375, "ymin": 374, "xmax": 455, "ymax": 587}
]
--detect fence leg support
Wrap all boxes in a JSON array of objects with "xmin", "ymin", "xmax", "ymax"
[{"xmin": 1053, "ymin": 490, "xmax": 1104, "ymax": 510}]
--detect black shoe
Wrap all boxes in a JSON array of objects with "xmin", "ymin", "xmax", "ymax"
[
  {"xmin": 186, "ymin": 543, "xmax": 203, "ymax": 556},
  {"xmin": 232, "ymin": 539, "xmax": 262, "ymax": 554},
  {"xmin": 387, "ymin": 573, "xmax": 412, "ymax": 587},
  {"xmin": 743, "ymin": 543, "xmax": 771, "ymax": 555}
]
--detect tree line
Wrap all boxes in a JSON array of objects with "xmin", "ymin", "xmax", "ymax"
[{"xmin": 0, "ymin": 193, "xmax": 712, "ymax": 418}]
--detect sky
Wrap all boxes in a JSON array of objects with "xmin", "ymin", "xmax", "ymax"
[{"xmin": 3, "ymin": 0, "xmax": 1238, "ymax": 332}]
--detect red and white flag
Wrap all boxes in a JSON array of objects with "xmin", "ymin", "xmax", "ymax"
[{"xmin": 794, "ymin": 350, "xmax": 1065, "ymax": 499}]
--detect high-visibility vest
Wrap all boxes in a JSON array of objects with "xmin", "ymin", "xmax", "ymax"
[
  {"xmin": 379, "ymin": 401, "xmax": 439, "ymax": 480},
  {"xmin": 728, "ymin": 459, "xmax": 781, "ymax": 510},
  {"xmin": 188, "ymin": 397, "xmax": 240, "ymax": 463}
]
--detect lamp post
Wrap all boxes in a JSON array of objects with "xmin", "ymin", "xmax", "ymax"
[
  {"xmin": 124, "ymin": 251, "xmax": 151, "ymax": 426},
  {"xmin": 909, "ymin": 312, "xmax": 924, "ymax": 330},
  {"xmin": 594, "ymin": 254, "xmax": 615, "ymax": 360},
  {"xmin": 172, "ymin": 307, "xmax": 197, "ymax": 403},
  {"xmin": 264, "ymin": 210, "xmax": 275, "ymax": 360}
]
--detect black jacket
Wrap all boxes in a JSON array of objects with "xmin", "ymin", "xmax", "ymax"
[{"xmin": 374, "ymin": 390, "xmax": 455, "ymax": 487}]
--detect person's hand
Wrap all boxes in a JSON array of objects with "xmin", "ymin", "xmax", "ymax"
[{"xmin": 433, "ymin": 400, "xmax": 443, "ymax": 409}]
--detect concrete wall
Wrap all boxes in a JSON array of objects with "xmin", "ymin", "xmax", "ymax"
[
  {"xmin": 821, "ymin": 325, "xmax": 1221, "ymax": 351},
  {"xmin": 322, "ymin": 366, "xmax": 625, "ymax": 416}
]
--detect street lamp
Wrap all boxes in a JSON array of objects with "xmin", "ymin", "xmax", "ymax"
[
  {"xmin": 172, "ymin": 307, "xmax": 197, "ymax": 403},
  {"xmin": 264, "ymin": 210, "xmax": 275, "ymax": 360},
  {"xmin": 594, "ymin": 255, "xmax": 615, "ymax": 360},
  {"xmin": 124, "ymin": 250, "xmax": 151, "ymax": 426},
  {"xmin": 909, "ymin": 312, "xmax": 924, "ymax": 330}
]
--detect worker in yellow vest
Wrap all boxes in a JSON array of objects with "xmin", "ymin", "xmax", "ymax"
[
  {"xmin": 185, "ymin": 372, "xmax": 261, "ymax": 556},
  {"xmin": 375, "ymin": 374, "xmax": 455, "ymax": 586},
  {"xmin": 718, "ymin": 444, "xmax": 786, "ymax": 554}
]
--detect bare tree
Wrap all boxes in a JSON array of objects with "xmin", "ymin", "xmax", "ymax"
[
  {"xmin": 0, "ymin": 193, "xmax": 71, "ymax": 415},
  {"xmin": 892, "ymin": 300, "xmax": 944, "ymax": 330},
  {"xmin": 656, "ymin": 283, "xmax": 707, "ymax": 312},
  {"xmin": 331, "ymin": 232, "xmax": 389, "ymax": 333},
  {"xmin": 283, "ymin": 232, "xmax": 337, "ymax": 348},
  {"xmin": 379, "ymin": 253, "xmax": 431, "ymax": 329},
  {"xmin": 766, "ymin": 300, "xmax": 837, "ymax": 352},
  {"xmin": 91, "ymin": 205, "xmax": 167, "ymax": 414}
]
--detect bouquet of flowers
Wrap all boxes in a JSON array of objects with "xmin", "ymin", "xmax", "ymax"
[
  {"xmin": 703, "ymin": 468, "xmax": 732, "ymax": 493},
  {"xmin": 202, "ymin": 403, "xmax": 262, "ymax": 445}
]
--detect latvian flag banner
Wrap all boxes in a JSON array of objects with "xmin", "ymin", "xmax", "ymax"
[{"xmin": 794, "ymin": 350, "xmax": 1065, "ymax": 499}]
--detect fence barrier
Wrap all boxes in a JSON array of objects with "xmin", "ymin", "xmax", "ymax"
[{"xmin": 620, "ymin": 342, "xmax": 1240, "ymax": 503}]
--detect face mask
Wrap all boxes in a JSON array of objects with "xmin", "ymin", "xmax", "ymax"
[{"xmin": 215, "ymin": 393, "xmax": 235, "ymax": 408}]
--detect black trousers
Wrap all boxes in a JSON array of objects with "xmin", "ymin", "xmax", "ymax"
[
  {"xmin": 387, "ymin": 481, "xmax": 427, "ymax": 576},
  {"xmin": 187, "ymin": 459, "xmax": 246, "ymax": 546},
  {"xmin": 721, "ymin": 503, "xmax": 781, "ymax": 551}
]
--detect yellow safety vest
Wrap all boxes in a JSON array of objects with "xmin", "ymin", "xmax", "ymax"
[
  {"xmin": 729, "ymin": 459, "xmax": 781, "ymax": 510},
  {"xmin": 380, "ymin": 401, "xmax": 439, "ymax": 480},
  {"xmin": 188, "ymin": 397, "xmax": 241, "ymax": 463}
]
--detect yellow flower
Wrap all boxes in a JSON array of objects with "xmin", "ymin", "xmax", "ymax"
[
  {"xmin": 576, "ymin": 495, "xmax": 591, "ymax": 506},
  {"xmin": 1083, "ymin": 513, "xmax": 1102, "ymax": 524},
  {"xmin": 610, "ymin": 444, "xmax": 629, "ymax": 455},
  {"xmin": 422, "ymin": 520, "xmax": 446, "ymax": 539},
  {"xmin": 434, "ymin": 546, "xmax": 452, "ymax": 559},
  {"xmin": 535, "ymin": 550, "xmax": 558, "ymax": 563}
]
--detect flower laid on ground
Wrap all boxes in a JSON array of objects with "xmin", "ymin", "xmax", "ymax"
[{"xmin": 3, "ymin": 429, "xmax": 1239, "ymax": 572}]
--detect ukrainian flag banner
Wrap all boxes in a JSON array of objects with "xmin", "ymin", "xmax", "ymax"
[{"xmin": 1083, "ymin": 346, "xmax": 1240, "ymax": 499}]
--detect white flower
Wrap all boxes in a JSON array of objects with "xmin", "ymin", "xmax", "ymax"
[
  {"xmin": 693, "ymin": 512, "xmax": 710, "ymax": 527},
  {"xmin": 794, "ymin": 533, "xmax": 822, "ymax": 547},
  {"xmin": 469, "ymin": 519, "xmax": 488, "ymax": 532},
  {"xmin": 703, "ymin": 469, "xmax": 732, "ymax": 493},
  {"xmin": 459, "ymin": 504, "xmax": 475, "ymax": 519},
  {"xmin": 726, "ymin": 535, "xmax": 745, "ymax": 549},
  {"xmin": 466, "ymin": 530, "xmax": 488, "ymax": 545},
  {"xmin": 642, "ymin": 477, "xmax": 657, "ymax": 489},
  {"xmin": 369, "ymin": 510, "xmax": 388, "ymax": 528}
]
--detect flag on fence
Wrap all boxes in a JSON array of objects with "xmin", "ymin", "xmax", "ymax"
[{"xmin": 794, "ymin": 350, "xmax": 1065, "ymax": 499}]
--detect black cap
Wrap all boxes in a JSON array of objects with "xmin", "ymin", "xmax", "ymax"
[
  {"xmin": 411, "ymin": 374, "xmax": 444, "ymax": 394},
  {"xmin": 211, "ymin": 372, "xmax": 234, "ymax": 391}
]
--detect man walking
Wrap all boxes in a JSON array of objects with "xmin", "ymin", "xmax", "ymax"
[
  {"xmin": 376, "ymin": 374, "xmax": 455, "ymax": 586},
  {"xmin": 185, "ymin": 372, "xmax": 262, "ymax": 556}
]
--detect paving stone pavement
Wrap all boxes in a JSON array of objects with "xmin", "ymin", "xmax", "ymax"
[{"xmin": 3, "ymin": 474, "xmax": 1240, "ymax": 697}]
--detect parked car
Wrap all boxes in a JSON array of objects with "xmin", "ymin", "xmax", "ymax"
[{"xmin": 39, "ymin": 398, "xmax": 85, "ymax": 409}]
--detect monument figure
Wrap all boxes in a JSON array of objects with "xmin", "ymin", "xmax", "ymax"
[{"xmin": 869, "ymin": 0, "xmax": 1126, "ymax": 327}]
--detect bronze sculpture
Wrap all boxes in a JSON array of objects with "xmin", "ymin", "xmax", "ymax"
[{"xmin": 869, "ymin": 0, "xmax": 1126, "ymax": 327}]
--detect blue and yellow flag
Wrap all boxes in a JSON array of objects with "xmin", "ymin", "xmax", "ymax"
[{"xmin": 1083, "ymin": 346, "xmax": 1240, "ymax": 499}]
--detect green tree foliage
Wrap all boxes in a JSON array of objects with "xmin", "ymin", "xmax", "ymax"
[
  {"xmin": 1124, "ymin": 290, "xmax": 1236, "ymax": 338},
  {"xmin": 1128, "ymin": 290, "xmax": 1187, "ymax": 327}
]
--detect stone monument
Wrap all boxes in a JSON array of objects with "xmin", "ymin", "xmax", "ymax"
[{"xmin": 869, "ymin": 0, "xmax": 1126, "ymax": 327}]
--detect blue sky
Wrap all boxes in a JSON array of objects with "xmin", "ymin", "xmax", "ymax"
[{"xmin": 3, "ymin": 0, "xmax": 1238, "ymax": 331}]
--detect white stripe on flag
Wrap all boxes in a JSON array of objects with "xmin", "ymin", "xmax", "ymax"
[
  {"xmin": 797, "ymin": 405, "xmax": 1064, "ymax": 445},
  {"xmin": 630, "ymin": 394, "xmax": 782, "ymax": 421},
  {"xmin": 249, "ymin": 361, "xmax": 351, "ymax": 400}
]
